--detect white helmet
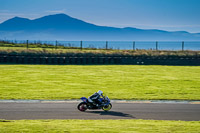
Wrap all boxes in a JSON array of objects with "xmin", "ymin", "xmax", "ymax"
[{"xmin": 97, "ymin": 90, "xmax": 103, "ymax": 95}]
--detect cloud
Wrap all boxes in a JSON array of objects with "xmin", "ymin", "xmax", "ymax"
[
  {"xmin": 0, "ymin": 10, "xmax": 25, "ymax": 17},
  {"xmin": 0, "ymin": 13, "xmax": 25, "ymax": 16},
  {"xmin": 45, "ymin": 9, "xmax": 66, "ymax": 13},
  {"xmin": 109, "ymin": 23, "xmax": 200, "ymax": 28},
  {"xmin": 0, "ymin": 10, "xmax": 10, "ymax": 12}
]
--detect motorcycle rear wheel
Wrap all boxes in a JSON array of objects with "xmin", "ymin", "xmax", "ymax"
[
  {"xmin": 77, "ymin": 102, "xmax": 87, "ymax": 112},
  {"xmin": 102, "ymin": 103, "xmax": 112, "ymax": 111}
]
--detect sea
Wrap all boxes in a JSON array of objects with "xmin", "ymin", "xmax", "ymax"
[{"xmin": 6, "ymin": 40, "xmax": 200, "ymax": 50}]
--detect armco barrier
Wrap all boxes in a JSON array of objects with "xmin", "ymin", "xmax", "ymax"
[{"xmin": 0, "ymin": 55, "xmax": 200, "ymax": 65}]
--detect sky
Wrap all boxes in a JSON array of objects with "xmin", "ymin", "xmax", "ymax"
[{"xmin": 0, "ymin": 0, "xmax": 200, "ymax": 33}]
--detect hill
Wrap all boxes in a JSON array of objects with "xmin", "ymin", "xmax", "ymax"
[{"xmin": 0, "ymin": 13, "xmax": 200, "ymax": 41}]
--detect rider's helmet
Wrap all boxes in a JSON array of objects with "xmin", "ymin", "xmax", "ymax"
[{"xmin": 97, "ymin": 90, "xmax": 103, "ymax": 96}]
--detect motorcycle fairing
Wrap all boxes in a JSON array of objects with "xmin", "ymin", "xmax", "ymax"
[{"xmin": 80, "ymin": 97, "xmax": 88, "ymax": 103}]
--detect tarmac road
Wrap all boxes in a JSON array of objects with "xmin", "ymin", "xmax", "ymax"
[{"xmin": 0, "ymin": 102, "xmax": 200, "ymax": 121}]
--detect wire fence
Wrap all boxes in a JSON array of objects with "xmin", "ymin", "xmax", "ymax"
[{"xmin": 0, "ymin": 40, "xmax": 200, "ymax": 51}]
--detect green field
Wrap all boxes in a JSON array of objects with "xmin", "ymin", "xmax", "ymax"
[
  {"xmin": 0, "ymin": 65, "xmax": 199, "ymax": 100},
  {"xmin": 0, "ymin": 119, "xmax": 199, "ymax": 133}
]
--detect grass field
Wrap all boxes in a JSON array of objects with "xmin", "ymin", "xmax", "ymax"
[
  {"xmin": 0, "ymin": 119, "xmax": 199, "ymax": 133},
  {"xmin": 0, "ymin": 65, "xmax": 199, "ymax": 100}
]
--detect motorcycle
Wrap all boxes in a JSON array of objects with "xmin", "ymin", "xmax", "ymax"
[{"xmin": 77, "ymin": 95, "xmax": 112, "ymax": 112}]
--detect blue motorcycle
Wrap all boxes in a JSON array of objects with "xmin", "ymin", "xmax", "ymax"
[{"xmin": 77, "ymin": 95, "xmax": 112, "ymax": 112}]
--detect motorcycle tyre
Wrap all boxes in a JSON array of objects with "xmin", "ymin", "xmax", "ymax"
[
  {"xmin": 102, "ymin": 103, "xmax": 112, "ymax": 112},
  {"xmin": 77, "ymin": 102, "xmax": 87, "ymax": 112}
]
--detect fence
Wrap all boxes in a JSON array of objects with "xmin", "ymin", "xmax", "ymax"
[{"xmin": 0, "ymin": 40, "xmax": 200, "ymax": 51}]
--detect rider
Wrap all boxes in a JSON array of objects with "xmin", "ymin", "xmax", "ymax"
[{"xmin": 88, "ymin": 90, "xmax": 104, "ymax": 106}]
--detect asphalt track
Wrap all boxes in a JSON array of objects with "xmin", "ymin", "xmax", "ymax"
[{"xmin": 0, "ymin": 102, "xmax": 200, "ymax": 121}]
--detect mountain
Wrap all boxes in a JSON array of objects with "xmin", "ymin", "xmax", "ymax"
[{"xmin": 0, "ymin": 13, "xmax": 200, "ymax": 41}]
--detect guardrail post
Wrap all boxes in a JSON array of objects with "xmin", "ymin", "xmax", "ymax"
[
  {"xmin": 106, "ymin": 41, "xmax": 108, "ymax": 50},
  {"xmin": 80, "ymin": 40, "xmax": 83, "ymax": 50},
  {"xmin": 55, "ymin": 40, "xmax": 58, "ymax": 49},
  {"xmin": 182, "ymin": 41, "xmax": 184, "ymax": 51},
  {"xmin": 133, "ymin": 41, "xmax": 135, "ymax": 50},
  {"xmin": 26, "ymin": 40, "xmax": 29, "ymax": 49},
  {"xmin": 156, "ymin": 41, "xmax": 158, "ymax": 50}
]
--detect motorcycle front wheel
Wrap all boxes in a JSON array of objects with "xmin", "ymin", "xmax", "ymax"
[
  {"xmin": 77, "ymin": 102, "xmax": 87, "ymax": 112},
  {"xmin": 102, "ymin": 103, "xmax": 112, "ymax": 111}
]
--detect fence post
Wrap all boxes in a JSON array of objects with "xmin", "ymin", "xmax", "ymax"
[
  {"xmin": 106, "ymin": 41, "xmax": 108, "ymax": 50},
  {"xmin": 26, "ymin": 40, "xmax": 29, "ymax": 49},
  {"xmin": 55, "ymin": 40, "xmax": 58, "ymax": 49},
  {"xmin": 80, "ymin": 40, "xmax": 83, "ymax": 50},
  {"xmin": 182, "ymin": 41, "xmax": 184, "ymax": 51},
  {"xmin": 133, "ymin": 41, "xmax": 135, "ymax": 50},
  {"xmin": 156, "ymin": 41, "xmax": 158, "ymax": 50}
]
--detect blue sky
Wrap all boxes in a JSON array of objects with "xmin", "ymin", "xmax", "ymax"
[{"xmin": 1, "ymin": 0, "xmax": 200, "ymax": 33}]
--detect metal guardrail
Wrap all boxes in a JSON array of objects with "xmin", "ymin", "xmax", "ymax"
[{"xmin": 0, "ymin": 55, "xmax": 200, "ymax": 65}]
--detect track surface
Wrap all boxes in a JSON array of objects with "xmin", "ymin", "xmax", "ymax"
[{"xmin": 0, "ymin": 102, "xmax": 199, "ymax": 121}]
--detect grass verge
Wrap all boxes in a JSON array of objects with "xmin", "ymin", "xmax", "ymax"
[
  {"xmin": 0, "ymin": 46, "xmax": 200, "ymax": 57},
  {"xmin": 0, "ymin": 119, "xmax": 199, "ymax": 133},
  {"xmin": 0, "ymin": 65, "xmax": 199, "ymax": 100}
]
